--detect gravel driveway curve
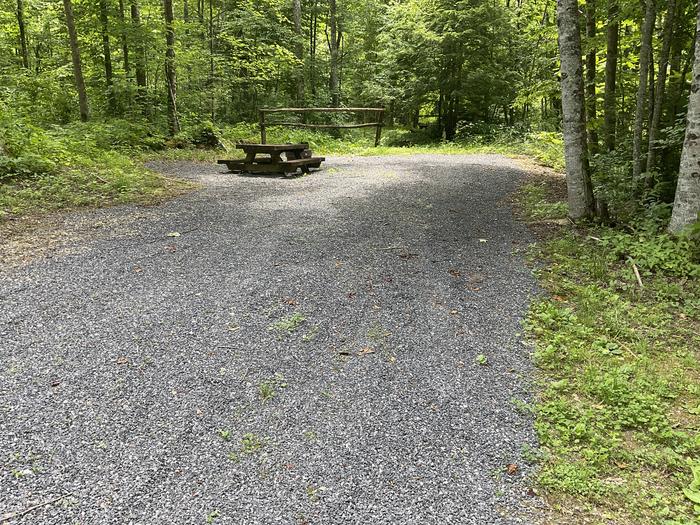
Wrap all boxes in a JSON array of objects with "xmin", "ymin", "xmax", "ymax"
[{"xmin": 1, "ymin": 155, "xmax": 539, "ymax": 524}]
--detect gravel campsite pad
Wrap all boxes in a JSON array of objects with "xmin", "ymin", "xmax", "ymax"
[{"xmin": 1, "ymin": 155, "xmax": 539, "ymax": 524}]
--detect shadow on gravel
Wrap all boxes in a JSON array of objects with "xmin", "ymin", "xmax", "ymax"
[{"xmin": 0, "ymin": 154, "xmax": 541, "ymax": 524}]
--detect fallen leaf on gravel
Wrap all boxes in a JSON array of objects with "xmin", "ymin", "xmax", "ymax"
[
  {"xmin": 449, "ymin": 310, "xmax": 458, "ymax": 315},
  {"xmin": 553, "ymin": 295, "xmax": 566, "ymax": 302},
  {"xmin": 116, "ymin": 357, "xmax": 128, "ymax": 365},
  {"xmin": 167, "ymin": 231, "xmax": 181, "ymax": 237},
  {"xmin": 338, "ymin": 349, "xmax": 352, "ymax": 356},
  {"xmin": 388, "ymin": 356, "xmax": 397, "ymax": 364},
  {"xmin": 448, "ymin": 269, "xmax": 461, "ymax": 278},
  {"xmin": 479, "ymin": 239, "xmax": 488, "ymax": 243},
  {"xmin": 284, "ymin": 298, "xmax": 298, "ymax": 306},
  {"xmin": 164, "ymin": 244, "xmax": 177, "ymax": 253},
  {"xmin": 347, "ymin": 292, "xmax": 356, "ymax": 299},
  {"xmin": 506, "ymin": 464, "xmax": 518, "ymax": 475},
  {"xmin": 50, "ymin": 380, "xmax": 61, "ymax": 387},
  {"xmin": 399, "ymin": 252, "xmax": 418, "ymax": 259},
  {"xmin": 358, "ymin": 347, "xmax": 375, "ymax": 356},
  {"xmin": 133, "ymin": 266, "xmax": 143, "ymax": 273}
]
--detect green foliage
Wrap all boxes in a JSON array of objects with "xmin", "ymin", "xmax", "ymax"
[
  {"xmin": 518, "ymin": 183, "xmax": 569, "ymax": 220},
  {"xmin": 526, "ymin": 219, "xmax": 700, "ymax": 522},
  {"xmin": 0, "ymin": 114, "xmax": 189, "ymax": 219}
]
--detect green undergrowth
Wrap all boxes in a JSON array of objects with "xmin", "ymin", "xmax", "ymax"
[
  {"xmin": 145, "ymin": 122, "xmax": 565, "ymax": 171},
  {"xmin": 521, "ymin": 184, "xmax": 700, "ymax": 524},
  {"xmin": 0, "ymin": 115, "xmax": 192, "ymax": 220}
]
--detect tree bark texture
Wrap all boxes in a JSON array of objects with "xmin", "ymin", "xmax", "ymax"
[
  {"xmin": 633, "ymin": 0, "xmax": 656, "ymax": 179},
  {"xmin": 669, "ymin": 0, "xmax": 700, "ymax": 232},
  {"xmin": 63, "ymin": 0, "xmax": 90, "ymax": 121},
  {"xmin": 557, "ymin": 0, "xmax": 595, "ymax": 219}
]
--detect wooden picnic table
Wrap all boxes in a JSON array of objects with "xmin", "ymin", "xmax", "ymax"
[{"xmin": 217, "ymin": 143, "xmax": 325, "ymax": 176}]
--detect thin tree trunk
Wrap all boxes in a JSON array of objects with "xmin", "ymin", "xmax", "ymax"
[
  {"xmin": 163, "ymin": 0, "xmax": 180, "ymax": 135},
  {"xmin": 647, "ymin": 0, "xmax": 676, "ymax": 173},
  {"xmin": 557, "ymin": 0, "xmax": 595, "ymax": 219},
  {"xmin": 328, "ymin": 0, "xmax": 340, "ymax": 107},
  {"xmin": 62, "ymin": 0, "xmax": 89, "ymax": 121},
  {"xmin": 669, "ymin": 0, "xmax": 700, "ymax": 232},
  {"xmin": 118, "ymin": 0, "xmax": 130, "ymax": 75},
  {"xmin": 310, "ymin": 1, "xmax": 318, "ymax": 97},
  {"xmin": 209, "ymin": 0, "xmax": 214, "ymax": 120},
  {"xmin": 604, "ymin": 0, "xmax": 619, "ymax": 151},
  {"xmin": 293, "ymin": 0, "xmax": 304, "ymax": 104},
  {"xmin": 585, "ymin": 0, "xmax": 599, "ymax": 152},
  {"xmin": 184, "ymin": 0, "xmax": 189, "ymax": 22},
  {"xmin": 99, "ymin": 0, "xmax": 115, "ymax": 112},
  {"xmin": 130, "ymin": 0, "xmax": 147, "ymax": 110},
  {"xmin": 16, "ymin": 0, "xmax": 29, "ymax": 69},
  {"xmin": 633, "ymin": 0, "xmax": 656, "ymax": 179}
]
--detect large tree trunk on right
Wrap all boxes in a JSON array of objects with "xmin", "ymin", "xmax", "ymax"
[
  {"xmin": 669, "ymin": 0, "xmax": 700, "ymax": 233},
  {"xmin": 163, "ymin": 0, "xmax": 180, "ymax": 135},
  {"xmin": 557, "ymin": 0, "xmax": 595, "ymax": 219},
  {"xmin": 16, "ymin": 0, "xmax": 29, "ymax": 69},
  {"xmin": 646, "ymin": 0, "xmax": 676, "ymax": 174},
  {"xmin": 632, "ymin": 0, "xmax": 656, "ymax": 180},
  {"xmin": 328, "ymin": 0, "xmax": 340, "ymax": 107},
  {"xmin": 62, "ymin": 0, "xmax": 89, "ymax": 122},
  {"xmin": 603, "ymin": 0, "xmax": 619, "ymax": 151}
]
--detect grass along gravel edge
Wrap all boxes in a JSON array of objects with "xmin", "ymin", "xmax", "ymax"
[{"xmin": 516, "ymin": 173, "xmax": 700, "ymax": 524}]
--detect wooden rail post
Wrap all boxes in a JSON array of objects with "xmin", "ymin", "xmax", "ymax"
[
  {"xmin": 375, "ymin": 110, "xmax": 384, "ymax": 147},
  {"xmin": 259, "ymin": 110, "xmax": 266, "ymax": 144}
]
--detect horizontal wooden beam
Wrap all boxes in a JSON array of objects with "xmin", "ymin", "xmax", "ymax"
[
  {"xmin": 270, "ymin": 122, "xmax": 382, "ymax": 129},
  {"xmin": 261, "ymin": 107, "xmax": 384, "ymax": 113}
]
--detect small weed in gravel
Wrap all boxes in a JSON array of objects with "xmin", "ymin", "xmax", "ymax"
[{"xmin": 269, "ymin": 312, "xmax": 306, "ymax": 334}]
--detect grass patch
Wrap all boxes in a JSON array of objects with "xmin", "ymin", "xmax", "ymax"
[
  {"xmin": 522, "ymin": 184, "xmax": 700, "ymax": 523},
  {"xmin": 0, "ymin": 117, "xmax": 193, "ymax": 220},
  {"xmin": 269, "ymin": 312, "xmax": 306, "ymax": 334}
]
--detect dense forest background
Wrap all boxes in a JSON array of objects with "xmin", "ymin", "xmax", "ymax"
[{"xmin": 0, "ymin": 0, "xmax": 697, "ymax": 224}]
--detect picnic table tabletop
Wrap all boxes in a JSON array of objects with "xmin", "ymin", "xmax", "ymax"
[{"xmin": 235, "ymin": 143, "xmax": 309, "ymax": 153}]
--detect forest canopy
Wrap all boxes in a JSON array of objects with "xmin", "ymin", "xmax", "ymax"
[{"xmin": 0, "ymin": 0, "xmax": 698, "ymax": 230}]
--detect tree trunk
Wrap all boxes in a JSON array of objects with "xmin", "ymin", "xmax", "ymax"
[
  {"xmin": 209, "ymin": 0, "xmax": 215, "ymax": 120},
  {"xmin": 16, "ymin": 0, "xmax": 29, "ymax": 69},
  {"xmin": 585, "ymin": 0, "xmax": 599, "ymax": 152},
  {"xmin": 118, "ymin": 0, "xmax": 130, "ymax": 75},
  {"xmin": 310, "ymin": 0, "xmax": 318, "ymax": 97},
  {"xmin": 328, "ymin": 0, "xmax": 340, "ymax": 107},
  {"xmin": 604, "ymin": 0, "xmax": 619, "ymax": 151},
  {"xmin": 130, "ymin": 0, "xmax": 147, "ymax": 109},
  {"xmin": 62, "ymin": 0, "xmax": 89, "ymax": 122},
  {"xmin": 647, "ymin": 0, "xmax": 676, "ymax": 174},
  {"xmin": 293, "ymin": 0, "xmax": 304, "ymax": 104},
  {"xmin": 557, "ymin": 0, "xmax": 595, "ymax": 219},
  {"xmin": 163, "ymin": 0, "xmax": 180, "ymax": 135},
  {"xmin": 99, "ymin": 0, "xmax": 116, "ymax": 112},
  {"xmin": 669, "ymin": 0, "xmax": 700, "ymax": 233},
  {"xmin": 633, "ymin": 0, "xmax": 656, "ymax": 180},
  {"xmin": 184, "ymin": 0, "xmax": 189, "ymax": 22}
]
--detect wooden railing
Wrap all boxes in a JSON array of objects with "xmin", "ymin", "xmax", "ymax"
[{"xmin": 259, "ymin": 107, "xmax": 385, "ymax": 146}]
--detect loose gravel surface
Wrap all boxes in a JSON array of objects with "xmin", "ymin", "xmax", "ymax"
[{"xmin": 1, "ymin": 155, "xmax": 539, "ymax": 524}]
